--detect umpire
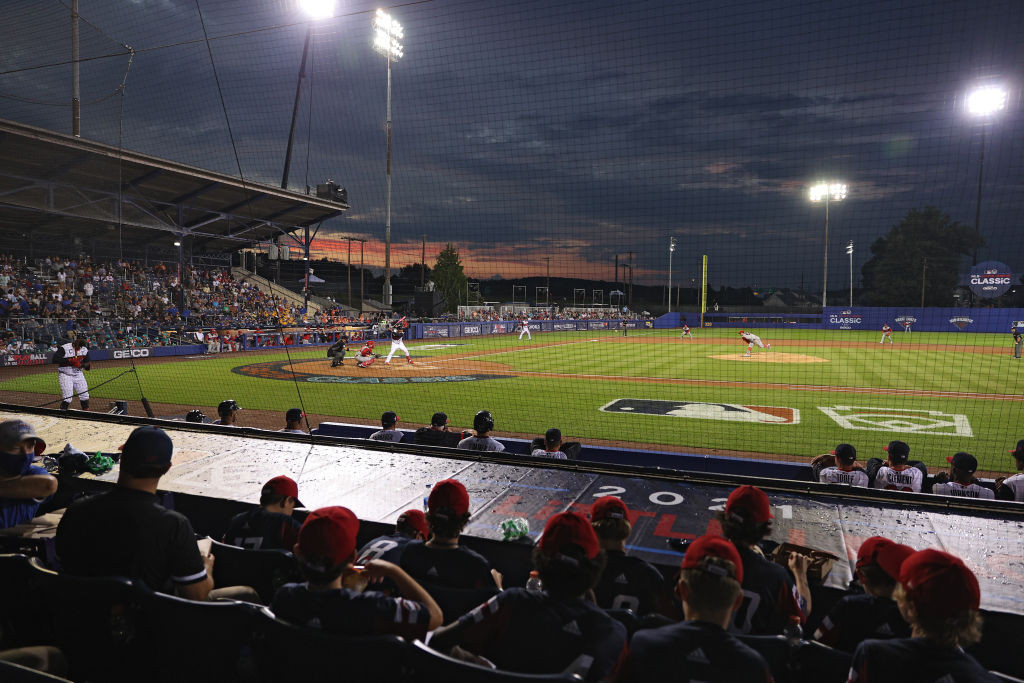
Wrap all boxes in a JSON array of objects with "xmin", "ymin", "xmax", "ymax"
[
  {"xmin": 1013, "ymin": 327, "xmax": 1022, "ymax": 359},
  {"xmin": 327, "ymin": 333, "xmax": 349, "ymax": 367}
]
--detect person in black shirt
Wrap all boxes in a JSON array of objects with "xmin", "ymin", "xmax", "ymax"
[
  {"xmin": 223, "ymin": 475, "xmax": 303, "ymax": 550},
  {"xmin": 327, "ymin": 333, "xmax": 349, "ymax": 367},
  {"xmin": 357, "ymin": 509, "xmax": 430, "ymax": 564},
  {"xmin": 621, "ymin": 534, "xmax": 773, "ymax": 683},
  {"xmin": 814, "ymin": 536, "xmax": 914, "ymax": 651},
  {"xmin": 414, "ymin": 412, "xmax": 461, "ymax": 448},
  {"xmin": 590, "ymin": 495, "xmax": 670, "ymax": 617},
  {"xmin": 850, "ymin": 549, "xmax": 997, "ymax": 682}
]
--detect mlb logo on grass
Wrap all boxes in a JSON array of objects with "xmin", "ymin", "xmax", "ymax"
[
  {"xmin": 818, "ymin": 406, "xmax": 972, "ymax": 436},
  {"xmin": 601, "ymin": 399, "xmax": 799, "ymax": 424}
]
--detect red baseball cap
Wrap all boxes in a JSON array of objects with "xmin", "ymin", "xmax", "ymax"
[
  {"xmin": 591, "ymin": 496, "xmax": 629, "ymax": 522},
  {"xmin": 725, "ymin": 485, "xmax": 773, "ymax": 524},
  {"xmin": 397, "ymin": 509, "xmax": 430, "ymax": 538},
  {"xmin": 899, "ymin": 549, "xmax": 980, "ymax": 620},
  {"xmin": 856, "ymin": 537, "xmax": 915, "ymax": 580},
  {"xmin": 296, "ymin": 506, "xmax": 360, "ymax": 568},
  {"xmin": 262, "ymin": 475, "xmax": 303, "ymax": 507},
  {"xmin": 539, "ymin": 512, "xmax": 601, "ymax": 560},
  {"xmin": 681, "ymin": 534, "xmax": 744, "ymax": 583},
  {"xmin": 428, "ymin": 479, "xmax": 470, "ymax": 516}
]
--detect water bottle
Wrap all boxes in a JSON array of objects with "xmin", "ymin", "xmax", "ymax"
[
  {"xmin": 526, "ymin": 570, "xmax": 543, "ymax": 592},
  {"xmin": 783, "ymin": 615, "xmax": 803, "ymax": 645}
]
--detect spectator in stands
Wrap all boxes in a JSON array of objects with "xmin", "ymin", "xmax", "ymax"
[
  {"xmin": 850, "ymin": 549, "xmax": 995, "ymax": 681},
  {"xmin": 814, "ymin": 536, "xmax": 915, "ymax": 651},
  {"xmin": 868, "ymin": 440, "xmax": 926, "ymax": 493},
  {"xmin": 531, "ymin": 428, "xmax": 568, "ymax": 460},
  {"xmin": 413, "ymin": 412, "xmax": 461, "ymax": 448},
  {"xmin": 931, "ymin": 452, "xmax": 995, "ymax": 499},
  {"xmin": 620, "ymin": 534, "xmax": 772, "ymax": 682},
  {"xmin": 223, "ymin": 475, "xmax": 303, "ymax": 551},
  {"xmin": 430, "ymin": 512, "xmax": 627, "ymax": 681},
  {"xmin": 280, "ymin": 408, "xmax": 306, "ymax": 434},
  {"xmin": 457, "ymin": 410, "xmax": 505, "ymax": 452},
  {"xmin": 271, "ymin": 506, "xmax": 442, "ymax": 636},
  {"xmin": 400, "ymin": 479, "xmax": 497, "ymax": 590},
  {"xmin": 995, "ymin": 439, "xmax": 1024, "ymax": 502},
  {"xmin": 213, "ymin": 399, "xmax": 241, "ymax": 426},
  {"xmin": 356, "ymin": 509, "xmax": 430, "ymax": 564},
  {"xmin": 0, "ymin": 420, "xmax": 56, "ymax": 529},
  {"xmin": 590, "ymin": 496, "xmax": 670, "ymax": 617},
  {"xmin": 368, "ymin": 411, "xmax": 403, "ymax": 442},
  {"xmin": 811, "ymin": 443, "xmax": 869, "ymax": 486},
  {"xmin": 717, "ymin": 485, "xmax": 811, "ymax": 634}
]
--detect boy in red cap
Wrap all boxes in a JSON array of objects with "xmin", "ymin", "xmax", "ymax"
[
  {"xmin": 399, "ymin": 479, "xmax": 496, "ymax": 591},
  {"xmin": 590, "ymin": 496, "xmax": 671, "ymax": 617},
  {"xmin": 357, "ymin": 509, "xmax": 430, "ymax": 565},
  {"xmin": 271, "ymin": 506, "xmax": 442, "ymax": 637},
  {"xmin": 223, "ymin": 475, "xmax": 303, "ymax": 551},
  {"xmin": 717, "ymin": 485, "xmax": 811, "ymax": 634},
  {"xmin": 814, "ymin": 536, "xmax": 915, "ymax": 651},
  {"xmin": 430, "ymin": 512, "xmax": 627, "ymax": 681},
  {"xmin": 620, "ymin": 534, "xmax": 772, "ymax": 682},
  {"xmin": 850, "ymin": 549, "xmax": 995, "ymax": 681}
]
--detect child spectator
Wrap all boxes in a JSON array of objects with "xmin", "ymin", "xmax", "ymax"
[
  {"xmin": 368, "ymin": 411, "xmax": 403, "ymax": 442},
  {"xmin": 357, "ymin": 509, "xmax": 430, "ymax": 564},
  {"xmin": 223, "ymin": 476, "xmax": 303, "ymax": 551},
  {"xmin": 932, "ymin": 452, "xmax": 995, "ymax": 499}
]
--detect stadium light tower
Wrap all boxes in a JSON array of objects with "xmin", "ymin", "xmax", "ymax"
[
  {"xmin": 668, "ymin": 237, "xmax": 676, "ymax": 313},
  {"xmin": 373, "ymin": 8, "xmax": 404, "ymax": 307},
  {"xmin": 966, "ymin": 84, "xmax": 1007, "ymax": 266},
  {"xmin": 846, "ymin": 240, "xmax": 854, "ymax": 306},
  {"xmin": 809, "ymin": 182, "xmax": 847, "ymax": 309}
]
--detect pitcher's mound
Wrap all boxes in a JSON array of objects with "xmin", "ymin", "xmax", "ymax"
[{"xmin": 711, "ymin": 353, "xmax": 828, "ymax": 363}]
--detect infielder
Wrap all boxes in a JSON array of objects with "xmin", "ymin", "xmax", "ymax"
[
  {"xmin": 52, "ymin": 337, "xmax": 90, "ymax": 410},
  {"xmin": 738, "ymin": 330, "xmax": 770, "ymax": 357},
  {"xmin": 680, "ymin": 324, "xmax": 693, "ymax": 341},
  {"xmin": 384, "ymin": 317, "xmax": 413, "ymax": 364},
  {"xmin": 880, "ymin": 324, "xmax": 893, "ymax": 344},
  {"xmin": 518, "ymin": 315, "xmax": 532, "ymax": 341},
  {"xmin": 355, "ymin": 340, "xmax": 379, "ymax": 368}
]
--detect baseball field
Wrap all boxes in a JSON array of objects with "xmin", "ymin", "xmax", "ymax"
[{"xmin": 2, "ymin": 327, "xmax": 1021, "ymax": 473}]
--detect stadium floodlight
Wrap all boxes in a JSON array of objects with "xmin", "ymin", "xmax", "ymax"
[
  {"xmin": 373, "ymin": 9, "xmax": 404, "ymax": 307},
  {"xmin": 299, "ymin": 0, "xmax": 335, "ymax": 20},
  {"xmin": 809, "ymin": 182, "xmax": 847, "ymax": 309},
  {"xmin": 173, "ymin": 240, "xmax": 181, "ymax": 247},
  {"xmin": 668, "ymin": 237, "xmax": 676, "ymax": 313},
  {"xmin": 846, "ymin": 240, "xmax": 854, "ymax": 306},
  {"xmin": 966, "ymin": 84, "xmax": 1006, "ymax": 269}
]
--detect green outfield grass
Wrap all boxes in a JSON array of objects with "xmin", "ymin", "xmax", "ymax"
[{"xmin": 3, "ymin": 328, "xmax": 1022, "ymax": 472}]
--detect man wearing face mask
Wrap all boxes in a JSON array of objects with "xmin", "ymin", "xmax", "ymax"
[{"xmin": 0, "ymin": 420, "xmax": 57, "ymax": 529}]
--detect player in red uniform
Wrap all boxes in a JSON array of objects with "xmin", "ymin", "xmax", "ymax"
[
  {"xmin": 355, "ymin": 340, "xmax": 378, "ymax": 368},
  {"xmin": 880, "ymin": 324, "xmax": 893, "ymax": 344},
  {"xmin": 680, "ymin": 324, "xmax": 693, "ymax": 341}
]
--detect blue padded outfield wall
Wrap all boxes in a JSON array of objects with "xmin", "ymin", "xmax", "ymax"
[{"xmin": 657, "ymin": 308, "xmax": 1024, "ymax": 333}]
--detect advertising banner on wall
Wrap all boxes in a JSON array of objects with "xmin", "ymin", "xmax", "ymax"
[{"xmin": 969, "ymin": 261, "xmax": 1014, "ymax": 299}]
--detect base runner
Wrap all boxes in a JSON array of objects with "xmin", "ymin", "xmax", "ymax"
[{"xmin": 738, "ymin": 330, "xmax": 770, "ymax": 357}]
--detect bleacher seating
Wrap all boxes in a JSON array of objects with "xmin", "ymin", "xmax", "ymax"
[{"xmin": 208, "ymin": 539, "xmax": 302, "ymax": 605}]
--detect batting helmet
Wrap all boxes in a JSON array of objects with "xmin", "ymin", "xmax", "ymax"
[
  {"xmin": 739, "ymin": 330, "xmax": 745, "ymax": 335},
  {"xmin": 366, "ymin": 340, "xmax": 375, "ymax": 349},
  {"xmin": 218, "ymin": 399, "xmax": 241, "ymax": 417},
  {"xmin": 473, "ymin": 410, "xmax": 495, "ymax": 434},
  {"xmin": 185, "ymin": 409, "xmax": 206, "ymax": 423}
]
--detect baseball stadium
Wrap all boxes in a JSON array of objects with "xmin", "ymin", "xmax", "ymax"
[{"xmin": 0, "ymin": 0, "xmax": 1023, "ymax": 681}]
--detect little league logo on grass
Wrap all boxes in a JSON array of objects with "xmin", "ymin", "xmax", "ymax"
[
  {"xmin": 818, "ymin": 406, "xmax": 972, "ymax": 436},
  {"xmin": 601, "ymin": 399, "xmax": 800, "ymax": 424}
]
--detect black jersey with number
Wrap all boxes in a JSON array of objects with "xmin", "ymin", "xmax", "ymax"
[
  {"xmin": 593, "ymin": 550, "xmax": 669, "ymax": 616},
  {"xmin": 223, "ymin": 507, "xmax": 301, "ymax": 551},
  {"xmin": 622, "ymin": 620, "xmax": 773, "ymax": 683},
  {"xmin": 850, "ymin": 637, "xmax": 999, "ymax": 683},
  {"xmin": 399, "ymin": 540, "xmax": 493, "ymax": 589},
  {"xmin": 814, "ymin": 593, "xmax": 911, "ymax": 652}
]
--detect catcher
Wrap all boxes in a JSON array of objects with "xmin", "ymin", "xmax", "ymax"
[
  {"xmin": 354, "ymin": 340, "xmax": 382, "ymax": 368},
  {"xmin": 327, "ymin": 333, "xmax": 350, "ymax": 367}
]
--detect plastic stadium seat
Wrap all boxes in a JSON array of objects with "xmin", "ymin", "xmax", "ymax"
[
  {"xmin": 604, "ymin": 608, "xmax": 640, "ymax": 638},
  {"xmin": 791, "ymin": 640, "xmax": 851, "ymax": 683},
  {"xmin": 0, "ymin": 659, "xmax": 73, "ymax": 683},
  {"xmin": 409, "ymin": 639, "xmax": 591, "ymax": 682},
  {"xmin": 254, "ymin": 616, "xmax": 411, "ymax": 682},
  {"xmin": 737, "ymin": 634, "xmax": 793, "ymax": 683},
  {"xmin": 418, "ymin": 581, "xmax": 500, "ymax": 625},
  {"xmin": 991, "ymin": 672, "xmax": 1024, "ymax": 683},
  {"xmin": 209, "ymin": 538, "xmax": 302, "ymax": 604}
]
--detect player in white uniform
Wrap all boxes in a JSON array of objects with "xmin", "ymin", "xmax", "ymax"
[
  {"xmin": 680, "ymin": 324, "xmax": 693, "ymax": 341},
  {"xmin": 996, "ymin": 439, "xmax": 1024, "ymax": 502},
  {"xmin": 812, "ymin": 443, "xmax": 869, "ymax": 487},
  {"xmin": 738, "ymin": 330, "xmax": 770, "ymax": 357},
  {"xmin": 384, "ymin": 318, "xmax": 413, "ymax": 364},
  {"xmin": 52, "ymin": 338, "xmax": 90, "ymax": 410},
  {"xmin": 880, "ymin": 324, "xmax": 893, "ymax": 344},
  {"xmin": 518, "ymin": 316, "xmax": 532, "ymax": 341},
  {"xmin": 870, "ymin": 441, "xmax": 924, "ymax": 493},
  {"xmin": 932, "ymin": 452, "xmax": 994, "ymax": 500}
]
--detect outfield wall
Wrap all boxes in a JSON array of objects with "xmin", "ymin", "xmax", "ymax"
[{"xmin": 657, "ymin": 307, "xmax": 1024, "ymax": 333}]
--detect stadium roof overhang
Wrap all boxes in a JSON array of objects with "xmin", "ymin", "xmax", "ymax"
[{"xmin": 0, "ymin": 118, "xmax": 348, "ymax": 255}]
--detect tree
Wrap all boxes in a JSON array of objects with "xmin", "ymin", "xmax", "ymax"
[
  {"xmin": 860, "ymin": 207, "xmax": 981, "ymax": 307},
  {"xmin": 431, "ymin": 243, "xmax": 467, "ymax": 312}
]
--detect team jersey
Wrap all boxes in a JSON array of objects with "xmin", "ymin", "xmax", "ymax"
[
  {"xmin": 271, "ymin": 582, "xmax": 431, "ymax": 639},
  {"xmin": 357, "ymin": 532, "xmax": 418, "ymax": 565},
  {"xmin": 53, "ymin": 343, "xmax": 90, "ymax": 372},
  {"xmin": 399, "ymin": 540, "xmax": 494, "ymax": 590},
  {"xmin": 391, "ymin": 329, "xmax": 405, "ymax": 341},
  {"xmin": 871, "ymin": 465, "xmax": 924, "ymax": 493},
  {"xmin": 730, "ymin": 545, "xmax": 804, "ymax": 635},
  {"xmin": 222, "ymin": 507, "xmax": 301, "ymax": 551},
  {"xmin": 932, "ymin": 481, "xmax": 995, "ymax": 500},
  {"xmin": 530, "ymin": 448, "xmax": 568, "ymax": 460},
  {"xmin": 622, "ymin": 620, "xmax": 773, "ymax": 683},
  {"xmin": 1000, "ymin": 473, "xmax": 1024, "ymax": 502},
  {"xmin": 818, "ymin": 466, "xmax": 870, "ymax": 487},
  {"xmin": 849, "ymin": 637, "xmax": 1000, "ymax": 683},
  {"xmin": 741, "ymin": 333, "xmax": 759, "ymax": 343},
  {"xmin": 413, "ymin": 427, "xmax": 462, "ymax": 448},
  {"xmin": 457, "ymin": 435, "xmax": 505, "ymax": 452},
  {"xmin": 368, "ymin": 429, "xmax": 403, "ymax": 443},
  {"xmin": 449, "ymin": 588, "xmax": 627, "ymax": 682},
  {"xmin": 592, "ymin": 550, "xmax": 669, "ymax": 616},
  {"xmin": 882, "ymin": 326, "xmax": 892, "ymax": 334},
  {"xmin": 813, "ymin": 594, "xmax": 910, "ymax": 652}
]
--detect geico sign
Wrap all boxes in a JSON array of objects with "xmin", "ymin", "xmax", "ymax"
[{"xmin": 113, "ymin": 349, "xmax": 151, "ymax": 359}]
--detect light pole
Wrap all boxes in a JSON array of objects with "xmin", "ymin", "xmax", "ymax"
[
  {"xmin": 373, "ymin": 9, "xmax": 404, "ymax": 307},
  {"xmin": 846, "ymin": 240, "xmax": 854, "ymax": 307},
  {"xmin": 966, "ymin": 84, "xmax": 1007, "ymax": 267},
  {"xmin": 668, "ymin": 237, "xmax": 676, "ymax": 313},
  {"xmin": 809, "ymin": 182, "xmax": 847, "ymax": 309}
]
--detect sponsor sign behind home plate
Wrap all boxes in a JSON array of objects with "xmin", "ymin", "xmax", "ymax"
[
  {"xmin": 601, "ymin": 399, "xmax": 799, "ymax": 424},
  {"xmin": 818, "ymin": 406, "xmax": 972, "ymax": 436}
]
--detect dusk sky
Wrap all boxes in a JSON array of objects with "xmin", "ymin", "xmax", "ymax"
[{"xmin": 2, "ymin": 0, "xmax": 1022, "ymax": 290}]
